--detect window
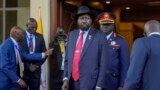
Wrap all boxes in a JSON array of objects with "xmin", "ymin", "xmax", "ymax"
[
  {"xmin": 0, "ymin": 0, "xmax": 2, "ymax": 8},
  {"xmin": 5, "ymin": 11, "xmax": 17, "ymax": 38},
  {"xmin": 0, "ymin": 11, "xmax": 2, "ymax": 43},
  {"xmin": 0, "ymin": 0, "xmax": 30, "ymax": 43},
  {"xmin": 6, "ymin": 0, "xmax": 18, "ymax": 7}
]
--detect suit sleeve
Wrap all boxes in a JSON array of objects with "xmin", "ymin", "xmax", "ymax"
[
  {"xmin": 96, "ymin": 33, "xmax": 110, "ymax": 88},
  {"xmin": 49, "ymin": 41, "xmax": 58, "ymax": 72},
  {"xmin": 119, "ymin": 39, "xmax": 129, "ymax": 87},
  {"xmin": 37, "ymin": 35, "xmax": 47, "ymax": 66},
  {"xmin": 123, "ymin": 39, "xmax": 148, "ymax": 90},
  {"xmin": 0, "ymin": 45, "xmax": 19, "ymax": 83},
  {"xmin": 63, "ymin": 33, "xmax": 70, "ymax": 79},
  {"xmin": 19, "ymin": 44, "xmax": 44, "ymax": 61},
  {"xmin": 49, "ymin": 41, "xmax": 57, "ymax": 60},
  {"xmin": 19, "ymin": 35, "xmax": 46, "ymax": 61}
]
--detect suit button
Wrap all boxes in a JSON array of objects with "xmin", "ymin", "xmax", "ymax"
[{"xmin": 113, "ymin": 73, "xmax": 116, "ymax": 76}]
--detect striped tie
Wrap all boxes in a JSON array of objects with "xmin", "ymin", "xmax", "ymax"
[{"xmin": 15, "ymin": 45, "xmax": 23, "ymax": 77}]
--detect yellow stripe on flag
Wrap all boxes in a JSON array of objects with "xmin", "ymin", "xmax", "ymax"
[{"xmin": 37, "ymin": 9, "xmax": 43, "ymax": 34}]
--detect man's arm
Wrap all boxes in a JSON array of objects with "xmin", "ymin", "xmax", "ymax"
[
  {"xmin": 37, "ymin": 35, "xmax": 47, "ymax": 66},
  {"xmin": 119, "ymin": 39, "xmax": 129, "ymax": 87},
  {"xmin": 0, "ymin": 45, "xmax": 20, "ymax": 83},
  {"xmin": 96, "ymin": 33, "xmax": 110, "ymax": 89},
  {"xmin": 123, "ymin": 39, "xmax": 148, "ymax": 90},
  {"xmin": 19, "ymin": 45, "xmax": 53, "ymax": 61}
]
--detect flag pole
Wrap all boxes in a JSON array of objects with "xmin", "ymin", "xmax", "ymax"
[
  {"xmin": 38, "ymin": 6, "xmax": 41, "ymax": 19},
  {"xmin": 37, "ymin": 6, "xmax": 47, "ymax": 90}
]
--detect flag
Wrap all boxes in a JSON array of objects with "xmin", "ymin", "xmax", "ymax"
[
  {"xmin": 37, "ymin": 8, "xmax": 46, "ymax": 90},
  {"xmin": 37, "ymin": 10, "xmax": 43, "ymax": 34}
]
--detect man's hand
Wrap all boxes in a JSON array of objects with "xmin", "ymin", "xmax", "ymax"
[
  {"xmin": 62, "ymin": 80, "xmax": 68, "ymax": 90},
  {"xmin": 29, "ymin": 64, "xmax": 38, "ymax": 72},
  {"xmin": 118, "ymin": 87, "xmax": 123, "ymax": 90},
  {"xmin": 18, "ymin": 79, "xmax": 27, "ymax": 88},
  {"xmin": 44, "ymin": 48, "xmax": 54, "ymax": 56}
]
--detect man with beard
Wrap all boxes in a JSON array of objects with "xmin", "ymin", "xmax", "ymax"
[
  {"xmin": 0, "ymin": 26, "xmax": 53, "ymax": 90},
  {"xmin": 62, "ymin": 6, "xmax": 109, "ymax": 90},
  {"xmin": 97, "ymin": 12, "xmax": 129, "ymax": 90}
]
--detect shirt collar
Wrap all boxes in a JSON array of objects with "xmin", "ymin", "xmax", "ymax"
[
  {"xmin": 107, "ymin": 32, "xmax": 113, "ymax": 39},
  {"xmin": 148, "ymin": 32, "xmax": 160, "ymax": 36},
  {"xmin": 10, "ymin": 37, "xmax": 18, "ymax": 46},
  {"xmin": 79, "ymin": 27, "xmax": 90, "ymax": 34},
  {"xmin": 25, "ymin": 30, "xmax": 34, "ymax": 37}
]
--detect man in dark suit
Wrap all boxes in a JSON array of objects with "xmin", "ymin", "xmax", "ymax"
[
  {"xmin": 20, "ymin": 18, "xmax": 47, "ymax": 90},
  {"xmin": 49, "ymin": 26, "xmax": 67, "ymax": 90},
  {"xmin": 62, "ymin": 6, "xmax": 109, "ymax": 90},
  {"xmin": 0, "ymin": 26, "xmax": 52, "ymax": 90},
  {"xmin": 123, "ymin": 20, "xmax": 160, "ymax": 90},
  {"xmin": 97, "ymin": 12, "xmax": 129, "ymax": 90}
]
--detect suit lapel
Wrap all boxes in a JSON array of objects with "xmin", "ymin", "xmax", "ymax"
[
  {"xmin": 109, "ymin": 33, "xmax": 115, "ymax": 41},
  {"xmin": 108, "ymin": 33, "xmax": 116, "ymax": 44},
  {"xmin": 70, "ymin": 30, "xmax": 79, "ymax": 61},
  {"xmin": 81, "ymin": 28, "xmax": 95, "ymax": 58},
  {"xmin": 9, "ymin": 38, "xmax": 17, "ymax": 64},
  {"xmin": 35, "ymin": 35, "xmax": 39, "ymax": 52},
  {"xmin": 23, "ymin": 32, "xmax": 29, "ymax": 52}
]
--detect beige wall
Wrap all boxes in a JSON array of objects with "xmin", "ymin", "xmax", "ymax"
[
  {"xmin": 17, "ymin": 0, "xmax": 30, "ymax": 28},
  {"xmin": 17, "ymin": 8, "xmax": 30, "ymax": 28},
  {"xmin": 30, "ymin": 0, "xmax": 50, "ymax": 45},
  {"xmin": 120, "ymin": 23, "xmax": 133, "ymax": 52}
]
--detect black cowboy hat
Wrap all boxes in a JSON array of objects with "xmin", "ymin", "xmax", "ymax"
[{"xmin": 71, "ymin": 6, "xmax": 96, "ymax": 21}]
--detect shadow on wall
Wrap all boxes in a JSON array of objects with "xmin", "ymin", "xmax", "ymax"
[{"xmin": 133, "ymin": 24, "xmax": 145, "ymax": 41}]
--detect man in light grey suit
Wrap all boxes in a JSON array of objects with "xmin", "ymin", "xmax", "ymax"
[{"xmin": 124, "ymin": 20, "xmax": 160, "ymax": 90}]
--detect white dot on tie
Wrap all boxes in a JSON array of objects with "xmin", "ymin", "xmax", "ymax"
[{"xmin": 76, "ymin": 50, "xmax": 79, "ymax": 53}]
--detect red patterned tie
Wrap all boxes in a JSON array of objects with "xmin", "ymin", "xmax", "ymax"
[{"xmin": 72, "ymin": 32, "xmax": 84, "ymax": 81}]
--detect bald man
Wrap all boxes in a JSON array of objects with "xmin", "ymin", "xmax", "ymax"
[
  {"xmin": 124, "ymin": 20, "xmax": 160, "ymax": 90},
  {"xmin": 0, "ymin": 26, "xmax": 52, "ymax": 90}
]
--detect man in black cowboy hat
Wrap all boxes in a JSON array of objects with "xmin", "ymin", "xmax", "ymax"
[
  {"xmin": 97, "ymin": 12, "xmax": 129, "ymax": 90},
  {"xmin": 62, "ymin": 6, "xmax": 109, "ymax": 90}
]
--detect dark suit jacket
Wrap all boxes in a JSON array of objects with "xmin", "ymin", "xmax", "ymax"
[
  {"xmin": 124, "ymin": 34, "xmax": 160, "ymax": 90},
  {"xmin": 20, "ymin": 32, "xmax": 46, "ymax": 76},
  {"xmin": 49, "ymin": 38, "xmax": 66, "ymax": 77},
  {"xmin": 64, "ymin": 27, "xmax": 109, "ymax": 90},
  {"xmin": 49, "ymin": 39, "xmax": 66, "ymax": 90},
  {"xmin": 0, "ymin": 38, "xmax": 44, "ymax": 90},
  {"xmin": 105, "ymin": 33, "xmax": 129, "ymax": 90}
]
